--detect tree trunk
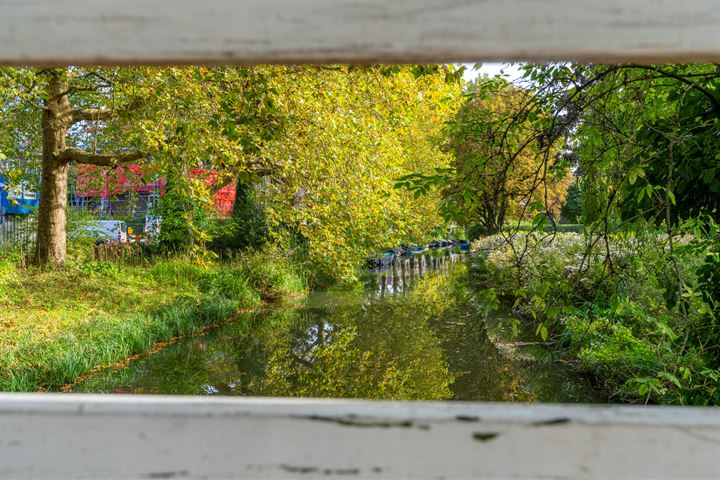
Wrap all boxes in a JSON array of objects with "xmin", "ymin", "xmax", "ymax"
[{"xmin": 34, "ymin": 71, "xmax": 71, "ymax": 267}]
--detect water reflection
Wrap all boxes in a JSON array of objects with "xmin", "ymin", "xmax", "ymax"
[
  {"xmin": 75, "ymin": 254, "xmax": 601, "ymax": 403},
  {"xmin": 372, "ymin": 250, "xmax": 462, "ymax": 297}
]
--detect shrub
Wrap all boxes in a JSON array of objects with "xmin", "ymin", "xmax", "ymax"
[{"xmin": 469, "ymin": 231, "xmax": 718, "ymax": 404}]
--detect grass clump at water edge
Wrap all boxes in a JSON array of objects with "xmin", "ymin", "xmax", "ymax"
[{"xmin": 0, "ymin": 252, "xmax": 307, "ymax": 392}]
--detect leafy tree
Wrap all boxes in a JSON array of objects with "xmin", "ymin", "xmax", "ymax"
[
  {"xmin": 397, "ymin": 78, "xmax": 570, "ymax": 236},
  {"xmin": 0, "ymin": 66, "xmax": 278, "ymax": 266},
  {"xmin": 155, "ymin": 167, "xmax": 207, "ymax": 252},
  {"xmin": 511, "ymin": 63, "xmax": 720, "ymax": 403},
  {"xmin": 261, "ymin": 66, "xmax": 462, "ymax": 279},
  {"xmin": 520, "ymin": 63, "xmax": 720, "ymax": 227},
  {"xmin": 560, "ymin": 181, "xmax": 582, "ymax": 223},
  {"xmin": 208, "ymin": 178, "xmax": 268, "ymax": 253}
]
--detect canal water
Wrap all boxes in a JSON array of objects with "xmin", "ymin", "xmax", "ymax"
[{"xmin": 75, "ymin": 250, "xmax": 602, "ymax": 402}]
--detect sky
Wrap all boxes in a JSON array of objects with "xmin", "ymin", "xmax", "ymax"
[{"xmin": 463, "ymin": 62, "xmax": 525, "ymax": 84}]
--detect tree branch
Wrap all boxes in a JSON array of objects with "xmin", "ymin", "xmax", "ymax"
[
  {"xmin": 69, "ymin": 98, "xmax": 145, "ymax": 124},
  {"xmin": 70, "ymin": 108, "xmax": 115, "ymax": 123},
  {"xmin": 623, "ymin": 64, "xmax": 720, "ymax": 113},
  {"xmin": 59, "ymin": 147, "xmax": 146, "ymax": 166}
]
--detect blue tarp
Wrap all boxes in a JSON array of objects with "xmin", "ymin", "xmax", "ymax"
[{"xmin": 0, "ymin": 175, "xmax": 39, "ymax": 215}]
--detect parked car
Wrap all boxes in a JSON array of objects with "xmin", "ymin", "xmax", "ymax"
[
  {"xmin": 458, "ymin": 239, "xmax": 470, "ymax": 251},
  {"xmin": 69, "ymin": 220, "xmax": 128, "ymax": 243}
]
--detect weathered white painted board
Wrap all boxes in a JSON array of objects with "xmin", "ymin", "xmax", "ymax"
[
  {"xmin": 1, "ymin": 394, "xmax": 719, "ymax": 479},
  {"xmin": 0, "ymin": 0, "xmax": 719, "ymax": 66}
]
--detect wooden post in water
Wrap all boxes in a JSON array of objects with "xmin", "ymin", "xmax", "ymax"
[{"xmin": 392, "ymin": 263, "xmax": 399, "ymax": 293}]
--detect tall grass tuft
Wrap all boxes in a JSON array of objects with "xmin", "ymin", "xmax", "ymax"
[
  {"xmin": 233, "ymin": 251, "xmax": 306, "ymax": 301},
  {"xmin": 0, "ymin": 253, "xmax": 307, "ymax": 392}
]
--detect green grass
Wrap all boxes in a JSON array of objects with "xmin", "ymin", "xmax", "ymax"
[
  {"xmin": 0, "ymin": 252, "xmax": 306, "ymax": 392},
  {"xmin": 233, "ymin": 251, "xmax": 307, "ymax": 301}
]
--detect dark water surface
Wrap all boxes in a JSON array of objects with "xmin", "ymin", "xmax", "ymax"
[{"xmin": 75, "ymin": 251, "xmax": 602, "ymax": 402}]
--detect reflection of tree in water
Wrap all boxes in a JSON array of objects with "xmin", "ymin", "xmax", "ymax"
[
  {"xmin": 282, "ymin": 311, "xmax": 335, "ymax": 368},
  {"xmin": 260, "ymin": 277, "xmax": 455, "ymax": 400},
  {"xmin": 75, "ymin": 309, "xmax": 307, "ymax": 396},
  {"xmin": 437, "ymin": 313, "xmax": 599, "ymax": 402},
  {"xmin": 369, "ymin": 251, "xmax": 463, "ymax": 298},
  {"xmin": 427, "ymin": 263, "xmax": 600, "ymax": 402},
  {"xmin": 76, "ymin": 258, "xmax": 599, "ymax": 402},
  {"xmin": 74, "ymin": 333, "xmax": 247, "ymax": 395}
]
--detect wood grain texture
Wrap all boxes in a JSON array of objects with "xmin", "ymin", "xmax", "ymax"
[
  {"xmin": 0, "ymin": 0, "xmax": 719, "ymax": 66},
  {"xmin": 2, "ymin": 394, "xmax": 719, "ymax": 479}
]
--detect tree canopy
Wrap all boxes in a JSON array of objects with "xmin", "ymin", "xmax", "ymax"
[
  {"xmin": 0, "ymin": 65, "xmax": 462, "ymax": 275},
  {"xmin": 259, "ymin": 66, "xmax": 461, "ymax": 278},
  {"xmin": 396, "ymin": 77, "xmax": 570, "ymax": 237},
  {"xmin": 0, "ymin": 66, "xmax": 279, "ymax": 265},
  {"xmin": 519, "ymin": 63, "xmax": 720, "ymax": 227}
]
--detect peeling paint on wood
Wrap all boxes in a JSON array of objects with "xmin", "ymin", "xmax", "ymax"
[
  {"xmin": 0, "ymin": 0, "xmax": 719, "ymax": 66},
  {"xmin": 1, "ymin": 394, "xmax": 719, "ymax": 479},
  {"xmin": 296, "ymin": 414, "xmax": 421, "ymax": 429},
  {"xmin": 532, "ymin": 417, "xmax": 571, "ymax": 426},
  {"xmin": 471, "ymin": 432, "xmax": 500, "ymax": 442}
]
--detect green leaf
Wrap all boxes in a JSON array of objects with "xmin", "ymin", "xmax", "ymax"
[
  {"xmin": 667, "ymin": 190, "xmax": 676, "ymax": 205},
  {"xmin": 659, "ymin": 372, "xmax": 681, "ymax": 388},
  {"xmin": 629, "ymin": 171, "xmax": 637, "ymax": 185},
  {"xmin": 536, "ymin": 323, "xmax": 548, "ymax": 341}
]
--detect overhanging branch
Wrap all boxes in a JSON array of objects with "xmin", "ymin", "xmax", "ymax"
[
  {"xmin": 59, "ymin": 147, "xmax": 147, "ymax": 166},
  {"xmin": 70, "ymin": 108, "xmax": 114, "ymax": 123},
  {"xmin": 622, "ymin": 64, "xmax": 720, "ymax": 113},
  {"xmin": 69, "ymin": 98, "xmax": 145, "ymax": 124}
]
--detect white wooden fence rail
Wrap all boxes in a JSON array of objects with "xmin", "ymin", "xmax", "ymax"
[
  {"xmin": 0, "ymin": 0, "xmax": 719, "ymax": 65},
  {"xmin": 1, "ymin": 394, "xmax": 719, "ymax": 479}
]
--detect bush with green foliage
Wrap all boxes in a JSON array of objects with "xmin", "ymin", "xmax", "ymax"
[
  {"xmin": 471, "ymin": 230, "xmax": 719, "ymax": 405},
  {"xmin": 155, "ymin": 169, "xmax": 211, "ymax": 253},
  {"xmin": 560, "ymin": 181, "xmax": 583, "ymax": 224},
  {"xmin": 207, "ymin": 180, "xmax": 268, "ymax": 255}
]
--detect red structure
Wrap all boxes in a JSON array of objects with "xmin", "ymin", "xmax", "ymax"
[{"xmin": 72, "ymin": 164, "xmax": 236, "ymax": 217}]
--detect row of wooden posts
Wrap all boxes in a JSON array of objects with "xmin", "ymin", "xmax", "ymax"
[{"xmin": 376, "ymin": 251, "xmax": 462, "ymax": 296}]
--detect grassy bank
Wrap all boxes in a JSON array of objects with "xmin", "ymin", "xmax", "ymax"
[
  {"xmin": 0, "ymin": 250, "xmax": 306, "ymax": 392},
  {"xmin": 470, "ymin": 232, "xmax": 719, "ymax": 405}
]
